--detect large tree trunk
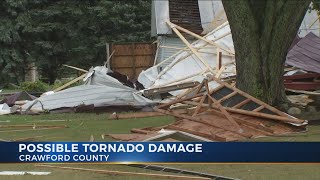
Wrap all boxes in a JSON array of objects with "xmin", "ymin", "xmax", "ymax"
[{"xmin": 222, "ymin": 0, "xmax": 311, "ymax": 105}]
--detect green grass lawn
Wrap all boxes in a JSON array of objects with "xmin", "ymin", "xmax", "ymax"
[{"xmin": 0, "ymin": 113, "xmax": 319, "ymax": 180}]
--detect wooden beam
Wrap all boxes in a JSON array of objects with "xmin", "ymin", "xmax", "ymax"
[
  {"xmin": 253, "ymin": 106, "xmax": 265, "ymax": 112},
  {"xmin": 180, "ymin": 101, "xmax": 275, "ymax": 134},
  {"xmin": 217, "ymin": 50, "xmax": 222, "ymax": 70},
  {"xmin": 167, "ymin": 21, "xmax": 234, "ymax": 55},
  {"xmin": 166, "ymin": 21, "xmax": 215, "ymax": 74},
  {"xmin": 144, "ymin": 82, "xmax": 199, "ymax": 96},
  {"xmin": 209, "ymin": 84, "xmax": 225, "ymax": 94},
  {"xmin": 150, "ymin": 69, "xmax": 208, "ymax": 88},
  {"xmin": 208, "ymin": 109, "xmax": 274, "ymax": 134},
  {"xmin": 207, "ymin": 96, "xmax": 241, "ymax": 130},
  {"xmin": 212, "ymin": 32, "xmax": 232, "ymax": 42},
  {"xmin": 63, "ymin": 65, "xmax": 88, "ymax": 73},
  {"xmin": 176, "ymin": 84, "xmax": 201, "ymax": 99},
  {"xmin": 222, "ymin": 107, "xmax": 305, "ymax": 124},
  {"xmin": 211, "ymin": 76, "xmax": 294, "ymax": 118},
  {"xmin": 215, "ymin": 91, "xmax": 237, "ymax": 104},
  {"xmin": 0, "ymin": 125, "xmax": 67, "ymax": 128},
  {"xmin": 131, "ymin": 128, "xmax": 151, "ymax": 134},
  {"xmin": 232, "ymin": 99, "xmax": 251, "ymax": 109},
  {"xmin": 192, "ymin": 94, "xmax": 207, "ymax": 116},
  {"xmin": 155, "ymin": 108, "xmax": 252, "ymax": 138},
  {"xmin": 108, "ymin": 112, "xmax": 167, "ymax": 120},
  {"xmin": 215, "ymin": 65, "xmax": 226, "ymax": 79},
  {"xmin": 184, "ymin": 99, "xmax": 305, "ymax": 124},
  {"xmin": 167, "ymin": 125, "xmax": 226, "ymax": 141},
  {"xmin": 157, "ymin": 92, "xmax": 204, "ymax": 109},
  {"xmin": 53, "ymin": 73, "xmax": 87, "ymax": 92},
  {"xmin": 104, "ymin": 50, "xmax": 115, "ymax": 67}
]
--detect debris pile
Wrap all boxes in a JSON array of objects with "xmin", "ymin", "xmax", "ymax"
[
  {"xmin": 21, "ymin": 66, "xmax": 153, "ymax": 113},
  {"xmin": 108, "ymin": 77, "xmax": 307, "ymax": 142}
]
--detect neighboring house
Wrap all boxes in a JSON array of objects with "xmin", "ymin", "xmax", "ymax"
[{"xmin": 151, "ymin": 0, "xmax": 226, "ymax": 70}]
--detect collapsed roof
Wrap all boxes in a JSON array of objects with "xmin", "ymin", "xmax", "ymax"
[
  {"xmin": 0, "ymin": 91, "xmax": 36, "ymax": 107},
  {"xmin": 286, "ymin": 32, "xmax": 320, "ymax": 73},
  {"xmin": 139, "ymin": 22, "xmax": 235, "ymax": 96},
  {"xmin": 22, "ymin": 66, "xmax": 153, "ymax": 112}
]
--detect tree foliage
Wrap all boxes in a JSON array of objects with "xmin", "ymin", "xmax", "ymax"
[
  {"xmin": 312, "ymin": 0, "xmax": 320, "ymax": 13},
  {"xmin": 0, "ymin": 0, "xmax": 151, "ymax": 85}
]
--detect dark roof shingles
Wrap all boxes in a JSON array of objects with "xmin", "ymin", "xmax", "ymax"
[{"xmin": 286, "ymin": 32, "xmax": 320, "ymax": 73}]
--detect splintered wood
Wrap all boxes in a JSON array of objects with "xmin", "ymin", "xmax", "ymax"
[{"xmin": 154, "ymin": 77, "xmax": 307, "ymax": 141}]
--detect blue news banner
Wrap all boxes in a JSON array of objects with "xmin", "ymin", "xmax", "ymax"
[{"xmin": 0, "ymin": 142, "xmax": 319, "ymax": 163}]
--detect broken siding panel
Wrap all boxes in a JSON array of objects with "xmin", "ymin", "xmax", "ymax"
[
  {"xmin": 152, "ymin": 0, "xmax": 171, "ymax": 35},
  {"xmin": 156, "ymin": 36, "xmax": 195, "ymax": 70}
]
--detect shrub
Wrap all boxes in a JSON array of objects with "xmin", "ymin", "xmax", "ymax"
[{"xmin": 20, "ymin": 81, "xmax": 49, "ymax": 92}]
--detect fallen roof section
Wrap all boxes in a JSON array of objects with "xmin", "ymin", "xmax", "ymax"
[
  {"xmin": 22, "ymin": 66, "xmax": 154, "ymax": 112},
  {"xmin": 22, "ymin": 85, "xmax": 153, "ymax": 112},
  {"xmin": 139, "ymin": 22, "xmax": 235, "ymax": 96},
  {"xmin": 109, "ymin": 77, "xmax": 307, "ymax": 142},
  {"xmin": 286, "ymin": 32, "xmax": 320, "ymax": 73},
  {"xmin": 154, "ymin": 78, "xmax": 306, "ymax": 141},
  {"xmin": 0, "ymin": 91, "xmax": 36, "ymax": 107}
]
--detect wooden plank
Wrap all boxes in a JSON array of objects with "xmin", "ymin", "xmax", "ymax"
[
  {"xmin": 153, "ymin": 23, "xmax": 230, "ymax": 69},
  {"xmin": 150, "ymin": 69, "xmax": 208, "ymax": 88},
  {"xmin": 157, "ymin": 92, "xmax": 204, "ymax": 109},
  {"xmin": 176, "ymin": 84, "xmax": 201, "ymax": 99},
  {"xmin": 222, "ymin": 107, "xmax": 305, "ymax": 124},
  {"xmin": 36, "ymin": 165, "xmax": 211, "ymax": 180},
  {"xmin": 144, "ymin": 82, "xmax": 199, "ymax": 96},
  {"xmin": 167, "ymin": 125, "xmax": 226, "ymax": 141},
  {"xmin": 105, "ymin": 50, "xmax": 115, "ymax": 66},
  {"xmin": 192, "ymin": 94, "xmax": 207, "ymax": 116},
  {"xmin": 53, "ymin": 73, "xmax": 87, "ymax": 92},
  {"xmin": 204, "ymin": 80, "xmax": 212, "ymax": 105},
  {"xmin": 253, "ymin": 106, "xmax": 265, "ymax": 112},
  {"xmin": 194, "ymin": 80, "xmax": 205, "ymax": 95},
  {"xmin": 207, "ymin": 96, "xmax": 241, "ymax": 130},
  {"xmin": 286, "ymin": 88, "xmax": 320, "ymax": 95},
  {"xmin": 214, "ymin": 65, "xmax": 225, "ymax": 79},
  {"xmin": 108, "ymin": 112, "xmax": 168, "ymax": 120},
  {"xmin": 214, "ymin": 78, "xmax": 296, "ymax": 118},
  {"xmin": 172, "ymin": 100, "xmax": 275, "ymax": 134},
  {"xmin": 0, "ymin": 125, "xmax": 67, "ymax": 128},
  {"xmin": 232, "ymin": 99, "xmax": 251, "ymax": 109},
  {"xmin": 218, "ymin": 51, "xmax": 222, "ymax": 70},
  {"xmin": 131, "ymin": 128, "xmax": 151, "ymax": 134},
  {"xmin": 209, "ymin": 84, "xmax": 225, "ymax": 94},
  {"xmin": 155, "ymin": 108, "xmax": 252, "ymax": 138},
  {"xmin": 183, "ymin": 100, "xmax": 305, "ymax": 124},
  {"xmin": 208, "ymin": 109, "xmax": 274, "ymax": 134},
  {"xmin": 215, "ymin": 91, "xmax": 237, "ymax": 104},
  {"xmin": 63, "ymin": 64, "xmax": 88, "ymax": 73},
  {"xmin": 167, "ymin": 21, "xmax": 234, "ymax": 55},
  {"xmin": 166, "ymin": 21, "xmax": 215, "ymax": 74}
]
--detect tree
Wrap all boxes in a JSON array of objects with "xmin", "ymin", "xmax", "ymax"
[
  {"xmin": 0, "ymin": 0, "xmax": 152, "ymax": 85},
  {"xmin": 0, "ymin": 0, "xmax": 30, "ymax": 86},
  {"xmin": 312, "ymin": 0, "xmax": 320, "ymax": 12},
  {"xmin": 221, "ymin": 0, "xmax": 311, "ymax": 105}
]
